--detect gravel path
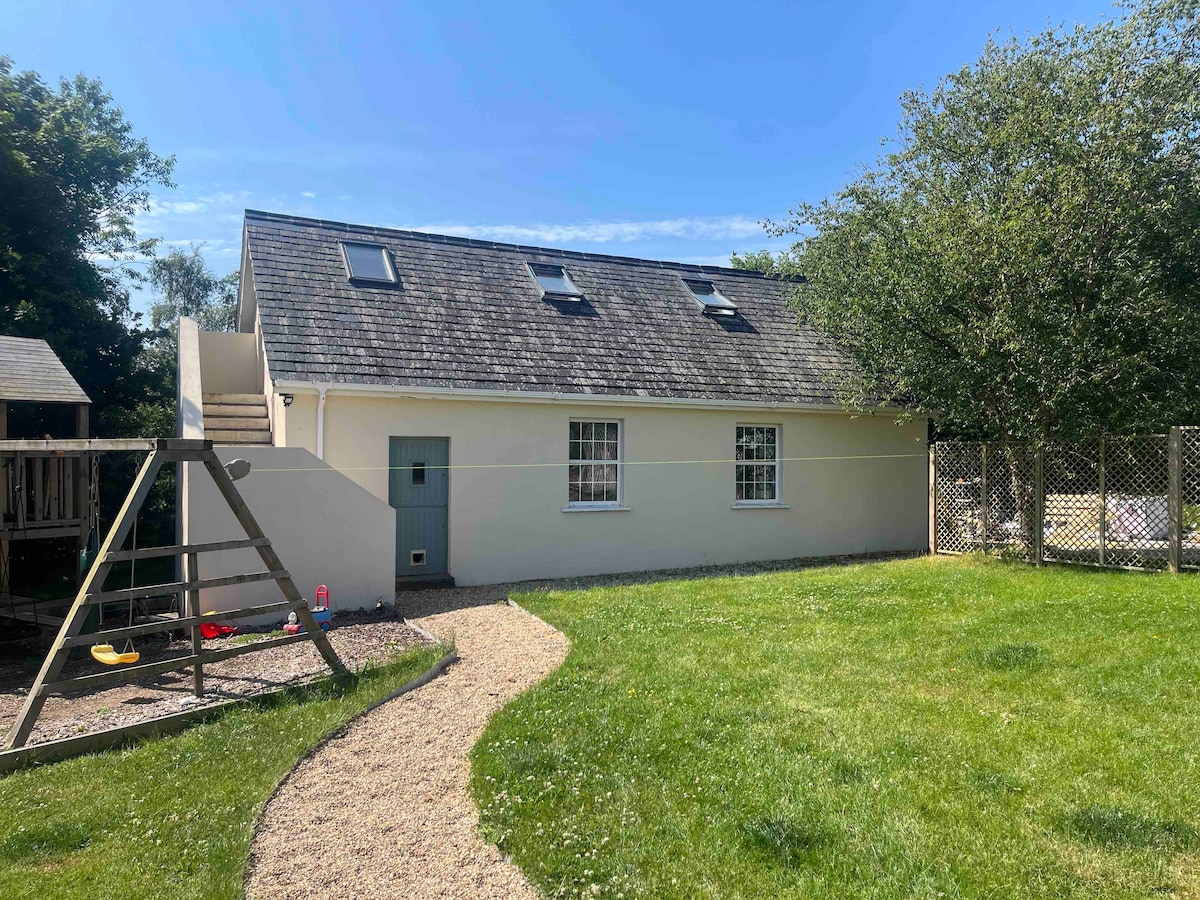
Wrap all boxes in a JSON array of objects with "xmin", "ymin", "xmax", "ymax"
[{"xmin": 245, "ymin": 599, "xmax": 568, "ymax": 900}]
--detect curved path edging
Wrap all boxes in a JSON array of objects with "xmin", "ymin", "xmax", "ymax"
[
  {"xmin": 245, "ymin": 600, "xmax": 569, "ymax": 899},
  {"xmin": 242, "ymin": 645, "xmax": 458, "ymax": 882}
]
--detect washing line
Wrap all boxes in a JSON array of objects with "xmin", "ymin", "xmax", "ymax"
[{"xmin": 243, "ymin": 451, "xmax": 929, "ymax": 474}]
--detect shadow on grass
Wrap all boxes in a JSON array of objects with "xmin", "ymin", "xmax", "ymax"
[
  {"xmin": 742, "ymin": 808, "xmax": 832, "ymax": 869},
  {"xmin": 830, "ymin": 757, "xmax": 867, "ymax": 786},
  {"xmin": 982, "ymin": 643, "xmax": 1045, "ymax": 670},
  {"xmin": 1057, "ymin": 806, "xmax": 1199, "ymax": 851},
  {"xmin": 0, "ymin": 823, "xmax": 94, "ymax": 863},
  {"xmin": 7, "ymin": 666, "xmax": 372, "ymax": 778},
  {"xmin": 227, "ymin": 664, "xmax": 379, "ymax": 718}
]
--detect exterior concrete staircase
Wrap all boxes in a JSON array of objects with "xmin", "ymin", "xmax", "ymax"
[{"xmin": 202, "ymin": 393, "xmax": 272, "ymax": 445}]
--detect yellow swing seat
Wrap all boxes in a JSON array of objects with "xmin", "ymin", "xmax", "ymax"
[{"xmin": 90, "ymin": 644, "xmax": 141, "ymax": 665}]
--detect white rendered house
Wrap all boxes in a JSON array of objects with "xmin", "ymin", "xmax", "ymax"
[{"xmin": 179, "ymin": 210, "xmax": 928, "ymax": 613}]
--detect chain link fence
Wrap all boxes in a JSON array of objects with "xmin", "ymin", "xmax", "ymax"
[{"xmin": 933, "ymin": 427, "xmax": 1200, "ymax": 573}]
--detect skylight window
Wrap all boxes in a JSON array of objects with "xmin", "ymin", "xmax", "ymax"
[
  {"xmin": 529, "ymin": 263, "xmax": 583, "ymax": 300},
  {"xmin": 341, "ymin": 241, "xmax": 397, "ymax": 284},
  {"xmin": 683, "ymin": 279, "xmax": 738, "ymax": 316}
]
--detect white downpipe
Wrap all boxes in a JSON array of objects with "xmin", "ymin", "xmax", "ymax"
[{"xmin": 316, "ymin": 386, "xmax": 328, "ymax": 460}]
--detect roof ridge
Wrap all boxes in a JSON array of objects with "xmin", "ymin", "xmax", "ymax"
[{"xmin": 243, "ymin": 209, "xmax": 799, "ymax": 281}]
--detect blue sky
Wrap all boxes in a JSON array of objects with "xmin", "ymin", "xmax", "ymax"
[{"xmin": 8, "ymin": 0, "xmax": 1115, "ymax": 313}]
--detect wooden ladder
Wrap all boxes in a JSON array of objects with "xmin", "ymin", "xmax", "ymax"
[{"xmin": 5, "ymin": 438, "xmax": 346, "ymax": 750}]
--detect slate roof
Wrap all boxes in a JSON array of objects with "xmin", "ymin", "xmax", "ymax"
[
  {"xmin": 0, "ymin": 336, "xmax": 90, "ymax": 404},
  {"xmin": 244, "ymin": 210, "xmax": 855, "ymax": 406}
]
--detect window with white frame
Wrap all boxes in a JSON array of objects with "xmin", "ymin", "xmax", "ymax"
[
  {"xmin": 735, "ymin": 425, "xmax": 779, "ymax": 502},
  {"xmin": 569, "ymin": 421, "xmax": 620, "ymax": 504}
]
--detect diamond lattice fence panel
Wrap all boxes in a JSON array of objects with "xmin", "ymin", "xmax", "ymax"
[
  {"xmin": 1042, "ymin": 439, "xmax": 1103, "ymax": 567},
  {"xmin": 1182, "ymin": 428, "xmax": 1200, "ymax": 570},
  {"xmin": 934, "ymin": 443, "xmax": 983, "ymax": 554},
  {"xmin": 984, "ymin": 444, "xmax": 1037, "ymax": 561},
  {"xmin": 1102, "ymin": 435, "xmax": 1170, "ymax": 570}
]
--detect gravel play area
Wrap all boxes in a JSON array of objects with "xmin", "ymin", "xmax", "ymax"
[
  {"xmin": 245, "ymin": 598, "xmax": 569, "ymax": 900},
  {"xmin": 0, "ymin": 609, "xmax": 431, "ymax": 746}
]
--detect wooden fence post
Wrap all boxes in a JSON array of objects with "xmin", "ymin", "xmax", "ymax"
[
  {"xmin": 980, "ymin": 444, "xmax": 989, "ymax": 554},
  {"xmin": 14, "ymin": 453, "xmax": 24, "ymax": 530},
  {"xmin": 1034, "ymin": 446, "xmax": 1045, "ymax": 566},
  {"xmin": 1169, "ymin": 426, "xmax": 1182, "ymax": 574},
  {"xmin": 1098, "ymin": 439, "xmax": 1106, "ymax": 568},
  {"xmin": 928, "ymin": 444, "xmax": 937, "ymax": 556},
  {"xmin": 187, "ymin": 551, "xmax": 203, "ymax": 697}
]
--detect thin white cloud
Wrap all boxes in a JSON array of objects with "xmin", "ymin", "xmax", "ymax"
[
  {"xmin": 396, "ymin": 215, "xmax": 767, "ymax": 245},
  {"xmin": 142, "ymin": 192, "xmax": 239, "ymax": 218},
  {"xmin": 153, "ymin": 200, "xmax": 204, "ymax": 215},
  {"xmin": 162, "ymin": 237, "xmax": 238, "ymax": 253},
  {"xmin": 301, "ymin": 191, "xmax": 317, "ymax": 198}
]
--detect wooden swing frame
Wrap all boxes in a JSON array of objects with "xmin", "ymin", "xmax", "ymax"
[{"xmin": 4, "ymin": 438, "xmax": 346, "ymax": 750}]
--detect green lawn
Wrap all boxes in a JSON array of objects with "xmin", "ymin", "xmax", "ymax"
[
  {"xmin": 0, "ymin": 644, "xmax": 443, "ymax": 899},
  {"xmin": 472, "ymin": 556, "xmax": 1200, "ymax": 899}
]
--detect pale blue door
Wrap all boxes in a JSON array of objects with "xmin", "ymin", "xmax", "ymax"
[{"xmin": 388, "ymin": 438, "xmax": 449, "ymax": 576}]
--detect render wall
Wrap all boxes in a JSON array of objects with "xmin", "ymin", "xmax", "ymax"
[
  {"xmin": 277, "ymin": 393, "xmax": 928, "ymax": 585},
  {"xmin": 185, "ymin": 446, "xmax": 395, "ymax": 618},
  {"xmin": 197, "ymin": 331, "xmax": 260, "ymax": 395}
]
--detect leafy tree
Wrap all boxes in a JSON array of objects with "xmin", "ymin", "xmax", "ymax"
[
  {"xmin": 743, "ymin": 0, "xmax": 1200, "ymax": 442},
  {"xmin": 0, "ymin": 56, "xmax": 174, "ymax": 435},
  {"xmin": 148, "ymin": 244, "xmax": 238, "ymax": 335},
  {"xmin": 140, "ymin": 244, "xmax": 238, "ymax": 392},
  {"xmin": 728, "ymin": 249, "xmax": 784, "ymax": 277}
]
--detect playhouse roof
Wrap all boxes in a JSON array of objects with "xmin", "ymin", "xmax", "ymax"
[{"xmin": 0, "ymin": 336, "xmax": 91, "ymax": 405}]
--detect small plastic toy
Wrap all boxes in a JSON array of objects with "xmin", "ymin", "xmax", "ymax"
[
  {"xmin": 282, "ymin": 586, "xmax": 333, "ymax": 634},
  {"xmin": 283, "ymin": 611, "xmax": 302, "ymax": 635},
  {"xmin": 312, "ymin": 585, "xmax": 332, "ymax": 630},
  {"xmin": 199, "ymin": 612, "xmax": 238, "ymax": 639},
  {"xmin": 90, "ymin": 642, "xmax": 140, "ymax": 665}
]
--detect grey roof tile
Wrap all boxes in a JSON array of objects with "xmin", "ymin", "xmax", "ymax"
[
  {"xmin": 244, "ymin": 210, "xmax": 853, "ymax": 405},
  {"xmin": 0, "ymin": 335, "xmax": 90, "ymax": 404}
]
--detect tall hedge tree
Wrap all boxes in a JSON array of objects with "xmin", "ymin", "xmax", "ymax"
[
  {"xmin": 738, "ymin": 0, "xmax": 1200, "ymax": 442},
  {"xmin": 0, "ymin": 56, "xmax": 174, "ymax": 435},
  {"xmin": 141, "ymin": 244, "xmax": 239, "ymax": 397}
]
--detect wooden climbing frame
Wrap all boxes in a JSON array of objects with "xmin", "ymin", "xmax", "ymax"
[{"xmin": 4, "ymin": 437, "xmax": 346, "ymax": 750}]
